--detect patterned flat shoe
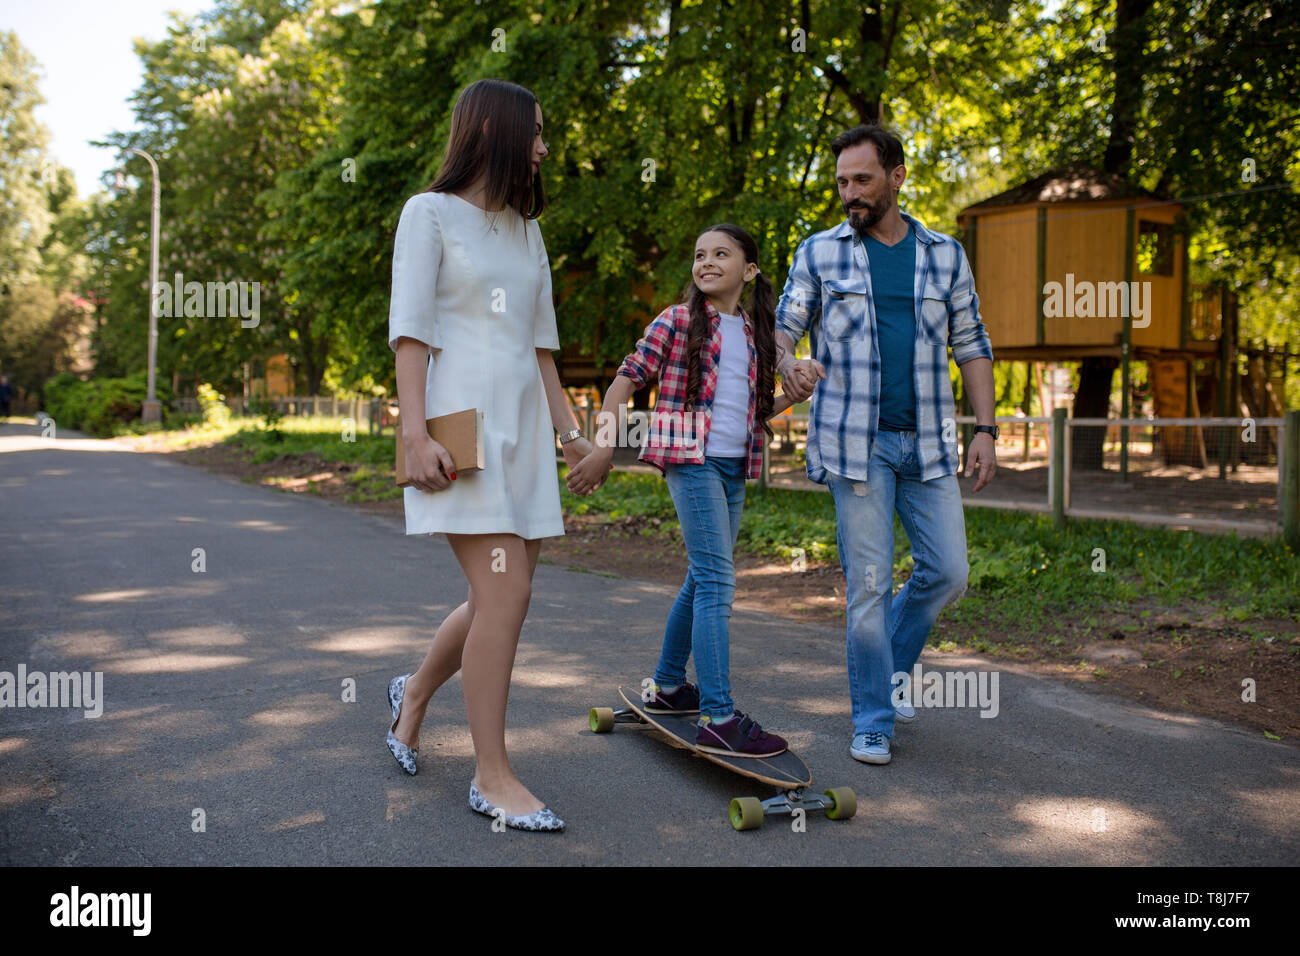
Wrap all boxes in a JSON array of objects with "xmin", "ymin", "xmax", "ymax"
[
  {"xmin": 468, "ymin": 783, "xmax": 565, "ymax": 832},
  {"xmin": 386, "ymin": 674, "xmax": 418, "ymax": 775}
]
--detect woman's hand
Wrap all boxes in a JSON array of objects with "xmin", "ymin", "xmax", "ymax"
[
  {"xmin": 562, "ymin": 435, "xmax": 594, "ymax": 471},
  {"xmin": 566, "ymin": 443, "xmax": 614, "ymax": 496},
  {"xmin": 405, "ymin": 434, "xmax": 456, "ymax": 492}
]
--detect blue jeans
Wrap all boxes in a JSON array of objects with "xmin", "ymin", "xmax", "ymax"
[
  {"xmin": 826, "ymin": 430, "xmax": 969, "ymax": 737},
  {"xmin": 654, "ymin": 456, "xmax": 747, "ymax": 718}
]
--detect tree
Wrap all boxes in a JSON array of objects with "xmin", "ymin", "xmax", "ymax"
[
  {"xmin": 0, "ymin": 32, "xmax": 91, "ymax": 406},
  {"xmin": 0, "ymin": 31, "xmax": 54, "ymax": 297}
]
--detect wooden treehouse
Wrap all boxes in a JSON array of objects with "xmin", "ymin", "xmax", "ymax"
[{"xmin": 955, "ymin": 163, "xmax": 1264, "ymax": 468}]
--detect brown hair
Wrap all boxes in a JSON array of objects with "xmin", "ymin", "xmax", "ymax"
[
  {"xmin": 679, "ymin": 224, "xmax": 777, "ymax": 443},
  {"xmin": 427, "ymin": 79, "xmax": 546, "ymax": 220},
  {"xmin": 830, "ymin": 124, "xmax": 905, "ymax": 171}
]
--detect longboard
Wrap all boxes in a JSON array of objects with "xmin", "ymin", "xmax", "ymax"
[{"xmin": 588, "ymin": 685, "xmax": 857, "ymax": 830}]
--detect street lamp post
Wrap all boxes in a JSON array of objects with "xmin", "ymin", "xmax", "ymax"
[{"xmin": 120, "ymin": 148, "xmax": 162, "ymax": 424}]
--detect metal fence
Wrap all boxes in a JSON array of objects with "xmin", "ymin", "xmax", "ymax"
[
  {"xmin": 1060, "ymin": 416, "xmax": 1288, "ymax": 534},
  {"xmin": 171, "ymin": 394, "xmax": 399, "ymax": 434},
  {"xmin": 593, "ymin": 406, "xmax": 1297, "ymax": 539},
  {"xmin": 181, "ymin": 395, "xmax": 1299, "ymax": 540}
]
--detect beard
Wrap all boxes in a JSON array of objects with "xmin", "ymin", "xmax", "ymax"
[{"xmin": 846, "ymin": 198, "xmax": 887, "ymax": 235}]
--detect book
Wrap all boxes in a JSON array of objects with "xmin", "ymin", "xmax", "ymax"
[{"xmin": 394, "ymin": 407, "xmax": 485, "ymax": 487}]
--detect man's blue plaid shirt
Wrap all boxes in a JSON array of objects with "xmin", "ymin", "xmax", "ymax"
[{"xmin": 775, "ymin": 210, "xmax": 994, "ymax": 485}]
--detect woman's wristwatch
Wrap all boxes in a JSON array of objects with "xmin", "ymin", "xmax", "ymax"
[{"xmin": 558, "ymin": 428, "xmax": 583, "ymax": 445}]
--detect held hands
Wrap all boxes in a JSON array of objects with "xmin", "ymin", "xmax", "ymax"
[
  {"xmin": 965, "ymin": 432, "xmax": 998, "ymax": 493},
  {"xmin": 780, "ymin": 357, "xmax": 826, "ymax": 402},
  {"xmin": 562, "ymin": 435, "xmax": 594, "ymax": 471},
  {"xmin": 406, "ymin": 434, "xmax": 456, "ymax": 492},
  {"xmin": 566, "ymin": 439, "xmax": 613, "ymax": 497}
]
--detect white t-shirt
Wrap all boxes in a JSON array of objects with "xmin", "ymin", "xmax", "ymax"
[{"xmin": 704, "ymin": 312, "xmax": 751, "ymax": 458}]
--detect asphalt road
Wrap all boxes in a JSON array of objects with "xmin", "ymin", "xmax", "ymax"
[{"xmin": 1, "ymin": 420, "xmax": 1296, "ymax": 865}]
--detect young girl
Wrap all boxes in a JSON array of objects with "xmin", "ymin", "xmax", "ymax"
[{"xmin": 567, "ymin": 224, "xmax": 795, "ymax": 757}]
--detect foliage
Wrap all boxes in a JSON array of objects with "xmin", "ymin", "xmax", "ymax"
[
  {"xmin": 247, "ymin": 394, "xmax": 285, "ymax": 441},
  {"xmin": 41, "ymin": 373, "xmax": 95, "ymax": 433},
  {"xmin": 0, "ymin": 32, "xmax": 92, "ymax": 403},
  {"xmin": 196, "ymin": 381, "xmax": 232, "ymax": 428},
  {"xmin": 16, "ymin": 0, "xmax": 1300, "ymax": 411},
  {"xmin": 0, "ymin": 30, "xmax": 53, "ymax": 295},
  {"xmin": 42, "ymin": 370, "xmax": 172, "ymax": 437}
]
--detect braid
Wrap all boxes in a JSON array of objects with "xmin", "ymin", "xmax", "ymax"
[
  {"xmin": 683, "ymin": 285, "xmax": 712, "ymax": 411},
  {"xmin": 749, "ymin": 272, "xmax": 777, "ymax": 444}
]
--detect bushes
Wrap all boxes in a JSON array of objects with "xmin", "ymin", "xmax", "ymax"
[
  {"xmin": 196, "ymin": 382, "xmax": 231, "ymax": 428},
  {"xmin": 246, "ymin": 394, "xmax": 284, "ymax": 441},
  {"xmin": 42, "ymin": 371, "xmax": 173, "ymax": 437},
  {"xmin": 42, "ymin": 374, "xmax": 95, "ymax": 433}
]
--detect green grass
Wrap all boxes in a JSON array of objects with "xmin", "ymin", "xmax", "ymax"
[
  {"xmin": 223, "ymin": 414, "xmax": 397, "ymax": 468},
  {"xmin": 558, "ymin": 469, "xmax": 1300, "ymax": 628},
  {"xmin": 156, "ymin": 416, "xmax": 1300, "ymax": 629},
  {"xmin": 146, "ymin": 414, "xmax": 405, "ymax": 503}
]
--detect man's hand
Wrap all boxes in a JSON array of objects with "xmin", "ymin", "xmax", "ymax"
[
  {"xmin": 780, "ymin": 358, "xmax": 826, "ymax": 402},
  {"xmin": 964, "ymin": 432, "xmax": 997, "ymax": 493}
]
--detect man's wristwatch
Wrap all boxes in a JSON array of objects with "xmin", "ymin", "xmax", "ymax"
[
  {"xmin": 973, "ymin": 425, "xmax": 999, "ymax": 440},
  {"xmin": 558, "ymin": 428, "xmax": 583, "ymax": 445}
]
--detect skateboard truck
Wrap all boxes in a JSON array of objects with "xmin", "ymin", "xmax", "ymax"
[
  {"xmin": 758, "ymin": 788, "xmax": 846, "ymax": 818},
  {"xmin": 729, "ymin": 787, "xmax": 856, "ymax": 831}
]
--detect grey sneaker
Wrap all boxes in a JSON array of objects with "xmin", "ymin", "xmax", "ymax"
[
  {"xmin": 895, "ymin": 699, "xmax": 917, "ymax": 723},
  {"xmin": 850, "ymin": 730, "xmax": 892, "ymax": 764}
]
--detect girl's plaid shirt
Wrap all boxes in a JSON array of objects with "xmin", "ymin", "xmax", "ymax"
[{"xmin": 614, "ymin": 299, "xmax": 764, "ymax": 479}]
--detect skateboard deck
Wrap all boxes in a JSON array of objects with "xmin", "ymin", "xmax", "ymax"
[
  {"xmin": 614, "ymin": 685, "xmax": 812, "ymax": 788},
  {"xmin": 588, "ymin": 684, "xmax": 857, "ymax": 830}
]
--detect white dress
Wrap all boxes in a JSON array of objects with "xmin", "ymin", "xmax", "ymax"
[{"xmin": 387, "ymin": 190, "xmax": 565, "ymax": 539}]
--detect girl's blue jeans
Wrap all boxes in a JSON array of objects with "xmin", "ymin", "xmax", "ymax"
[{"xmin": 653, "ymin": 455, "xmax": 747, "ymax": 719}]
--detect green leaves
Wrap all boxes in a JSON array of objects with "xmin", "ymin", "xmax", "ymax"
[{"xmin": 42, "ymin": 0, "xmax": 1297, "ymax": 413}]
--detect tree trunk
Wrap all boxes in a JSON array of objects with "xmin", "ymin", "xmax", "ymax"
[
  {"xmin": 1102, "ymin": 0, "xmax": 1153, "ymax": 176},
  {"xmin": 1072, "ymin": 357, "xmax": 1118, "ymax": 469}
]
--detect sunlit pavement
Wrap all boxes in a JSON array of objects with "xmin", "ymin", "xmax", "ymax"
[{"xmin": 2, "ymin": 420, "xmax": 1295, "ymax": 865}]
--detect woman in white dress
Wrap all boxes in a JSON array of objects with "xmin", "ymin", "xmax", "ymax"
[{"xmin": 385, "ymin": 79, "xmax": 604, "ymax": 831}]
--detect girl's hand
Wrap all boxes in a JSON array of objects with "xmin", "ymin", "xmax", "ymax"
[
  {"xmin": 566, "ymin": 444, "xmax": 614, "ymax": 496},
  {"xmin": 782, "ymin": 358, "xmax": 826, "ymax": 402},
  {"xmin": 405, "ymin": 434, "xmax": 456, "ymax": 492},
  {"xmin": 766, "ymin": 391, "xmax": 794, "ymax": 420}
]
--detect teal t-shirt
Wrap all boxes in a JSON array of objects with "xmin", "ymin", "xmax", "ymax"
[{"xmin": 864, "ymin": 223, "xmax": 917, "ymax": 431}]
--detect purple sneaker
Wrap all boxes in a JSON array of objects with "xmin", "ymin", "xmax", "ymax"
[
  {"xmin": 642, "ymin": 680, "xmax": 700, "ymax": 715},
  {"xmin": 696, "ymin": 710, "xmax": 787, "ymax": 758}
]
